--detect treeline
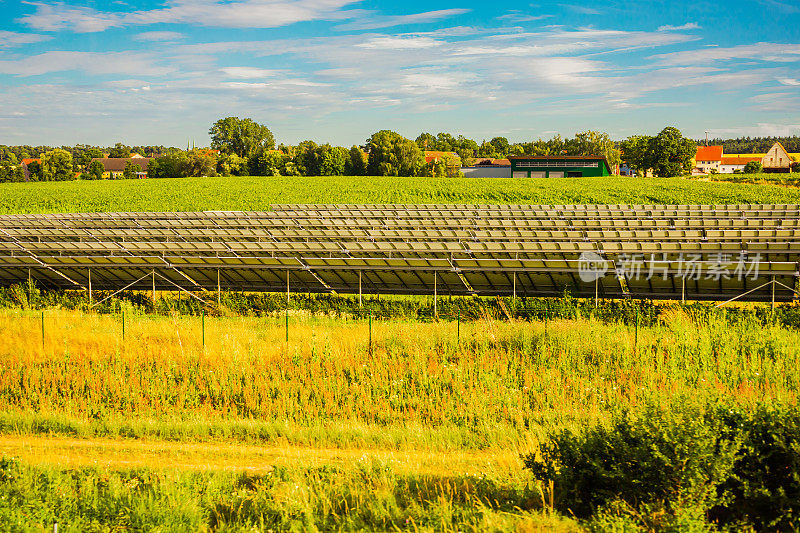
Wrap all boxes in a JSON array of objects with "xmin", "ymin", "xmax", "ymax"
[
  {"xmin": 13, "ymin": 117, "xmax": 783, "ymax": 183},
  {"xmin": 705, "ymin": 136, "xmax": 800, "ymax": 153}
]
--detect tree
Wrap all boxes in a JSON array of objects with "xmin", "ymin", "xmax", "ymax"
[
  {"xmin": 217, "ymin": 153, "xmax": 249, "ymax": 176},
  {"xmin": 620, "ymin": 135, "xmax": 653, "ymax": 177},
  {"xmin": 184, "ymin": 150, "xmax": 217, "ymax": 177},
  {"xmin": 148, "ymin": 152, "xmax": 188, "ymax": 179},
  {"xmin": 647, "ymin": 127, "xmax": 696, "ymax": 177},
  {"xmin": 86, "ymin": 160, "xmax": 105, "ymax": 180},
  {"xmin": 40, "ymin": 149, "xmax": 73, "ymax": 181},
  {"xmin": 108, "ymin": 143, "xmax": 131, "ymax": 158},
  {"xmin": 346, "ymin": 146, "xmax": 367, "ymax": 176},
  {"xmin": 318, "ymin": 145, "xmax": 349, "ymax": 176},
  {"xmin": 743, "ymin": 161, "xmax": 763, "ymax": 174},
  {"xmin": 122, "ymin": 161, "xmax": 142, "ymax": 179},
  {"xmin": 569, "ymin": 131, "xmax": 621, "ymax": 167},
  {"xmin": 367, "ymin": 130, "xmax": 425, "ymax": 177},
  {"xmin": 210, "ymin": 117, "xmax": 275, "ymax": 159},
  {"xmin": 26, "ymin": 160, "xmax": 42, "ymax": 181},
  {"xmin": 78, "ymin": 148, "xmax": 105, "ymax": 167},
  {"xmin": 250, "ymin": 149, "xmax": 287, "ymax": 176}
]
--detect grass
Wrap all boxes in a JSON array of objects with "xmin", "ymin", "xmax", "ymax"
[
  {"xmin": 1, "ymin": 306, "xmax": 798, "ymax": 529},
  {"xmin": 690, "ymin": 171, "xmax": 800, "ymax": 188},
  {"xmin": 3, "ymin": 175, "xmax": 800, "ymax": 214}
]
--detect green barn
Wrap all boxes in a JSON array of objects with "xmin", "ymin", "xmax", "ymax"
[{"xmin": 508, "ymin": 156, "xmax": 612, "ymax": 178}]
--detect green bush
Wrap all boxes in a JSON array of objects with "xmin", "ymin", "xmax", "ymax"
[{"xmin": 524, "ymin": 402, "xmax": 800, "ymax": 530}]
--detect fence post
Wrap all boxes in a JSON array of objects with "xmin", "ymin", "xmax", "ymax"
[
  {"xmin": 285, "ymin": 308, "xmax": 289, "ymax": 343},
  {"xmin": 41, "ymin": 311, "xmax": 44, "ymax": 351}
]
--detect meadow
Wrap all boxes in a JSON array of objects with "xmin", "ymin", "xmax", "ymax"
[
  {"xmin": 3, "ymin": 175, "xmax": 800, "ymax": 214},
  {"xmin": 0, "ymin": 305, "xmax": 798, "ymax": 530}
]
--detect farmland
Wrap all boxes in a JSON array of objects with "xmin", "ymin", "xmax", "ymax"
[
  {"xmin": 3, "ymin": 175, "xmax": 800, "ymax": 214},
  {"xmin": 0, "ymin": 306, "xmax": 799, "ymax": 530}
]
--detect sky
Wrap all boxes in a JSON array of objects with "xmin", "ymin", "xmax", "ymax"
[{"xmin": 0, "ymin": 0, "xmax": 799, "ymax": 147}]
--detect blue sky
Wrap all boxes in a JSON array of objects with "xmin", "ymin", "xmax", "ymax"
[{"xmin": 0, "ymin": 0, "xmax": 799, "ymax": 147}]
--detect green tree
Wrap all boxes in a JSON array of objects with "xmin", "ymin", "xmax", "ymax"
[
  {"xmin": 294, "ymin": 141, "xmax": 320, "ymax": 176},
  {"xmin": 217, "ymin": 153, "xmax": 249, "ymax": 176},
  {"xmin": 619, "ymin": 135, "xmax": 653, "ymax": 177},
  {"xmin": 319, "ymin": 145, "xmax": 349, "ymax": 176},
  {"xmin": 184, "ymin": 150, "xmax": 217, "ymax": 177},
  {"xmin": 210, "ymin": 117, "xmax": 275, "ymax": 159},
  {"xmin": 148, "ymin": 152, "xmax": 189, "ymax": 179},
  {"xmin": 367, "ymin": 130, "xmax": 425, "ymax": 177},
  {"xmin": 250, "ymin": 149, "xmax": 287, "ymax": 176},
  {"xmin": 122, "ymin": 161, "xmax": 142, "ymax": 179},
  {"xmin": 108, "ymin": 143, "xmax": 131, "ymax": 158},
  {"xmin": 26, "ymin": 160, "xmax": 42, "ymax": 181},
  {"xmin": 647, "ymin": 127, "xmax": 697, "ymax": 177},
  {"xmin": 743, "ymin": 161, "xmax": 763, "ymax": 174},
  {"xmin": 346, "ymin": 146, "xmax": 367, "ymax": 176},
  {"xmin": 86, "ymin": 160, "xmax": 105, "ymax": 180},
  {"xmin": 40, "ymin": 149, "xmax": 73, "ymax": 181},
  {"xmin": 569, "ymin": 131, "xmax": 621, "ymax": 167},
  {"xmin": 78, "ymin": 148, "xmax": 105, "ymax": 167}
]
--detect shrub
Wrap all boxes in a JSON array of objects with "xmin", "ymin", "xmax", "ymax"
[{"xmin": 524, "ymin": 402, "xmax": 800, "ymax": 530}]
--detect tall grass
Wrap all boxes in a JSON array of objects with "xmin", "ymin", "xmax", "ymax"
[{"xmin": 0, "ymin": 307, "xmax": 797, "ymax": 449}]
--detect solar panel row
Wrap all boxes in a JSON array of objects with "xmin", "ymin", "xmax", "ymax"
[{"xmin": 0, "ymin": 205, "xmax": 797, "ymax": 303}]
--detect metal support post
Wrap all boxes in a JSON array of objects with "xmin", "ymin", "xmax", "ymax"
[
  {"xmin": 457, "ymin": 313, "xmax": 460, "ymax": 345},
  {"xmin": 217, "ymin": 269, "xmax": 221, "ymax": 307},
  {"xmin": 286, "ymin": 270, "xmax": 290, "ymax": 304},
  {"xmin": 202, "ymin": 310, "xmax": 205, "ymax": 349},
  {"xmin": 433, "ymin": 272, "xmax": 438, "ymax": 319},
  {"xmin": 594, "ymin": 277, "xmax": 598, "ymax": 308},
  {"xmin": 87, "ymin": 268, "xmax": 92, "ymax": 306},
  {"xmin": 772, "ymin": 276, "xmax": 776, "ymax": 310},
  {"xmin": 152, "ymin": 270, "xmax": 156, "ymax": 305},
  {"xmin": 122, "ymin": 310, "xmax": 125, "ymax": 341},
  {"xmin": 285, "ymin": 308, "xmax": 289, "ymax": 343},
  {"xmin": 41, "ymin": 311, "xmax": 44, "ymax": 351},
  {"xmin": 513, "ymin": 272, "xmax": 517, "ymax": 302},
  {"xmin": 359, "ymin": 270, "xmax": 362, "ymax": 308},
  {"xmin": 681, "ymin": 276, "xmax": 686, "ymax": 304}
]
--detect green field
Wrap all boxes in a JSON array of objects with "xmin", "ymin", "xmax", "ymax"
[{"xmin": 2, "ymin": 175, "xmax": 800, "ymax": 214}]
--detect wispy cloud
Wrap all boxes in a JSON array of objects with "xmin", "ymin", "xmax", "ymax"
[
  {"xmin": 220, "ymin": 66, "xmax": 281, "ymax": 78},
  {"xmin": 0, "ymin": 30, "xmax": 52, "ymax": 48},
  {"xmin": 334, "ymin": 9, "xmax": 470, "ymax": 31},
  {"xmin": 0, "ymin": 51, "xmax": 173, "ymax": 77},
  {"xmin": 651, "ymin": 42, "xmax": 800, "ymax": 65},
  {"xmin": 19, "ymin": 0, "xmax": 361, "ymax": 32},
  {"xmin": 559, "ymin": 4, "xmax": 601, "ymax": 15},
  {"xmin": 134, "ymin": 31, "xmax": 184, "ymax": 42},
  {"xmin": 497, "ymin": 11, "xmax": 552, "ymax": 23},
  {"xmin": 657, "ymin": 22, "xmax": 700, "ymax": 31}
]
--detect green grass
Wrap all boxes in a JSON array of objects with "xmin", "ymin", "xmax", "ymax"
[
  {"xmin": 690, "ymin": 172, "xmax": 800, "ymax": 188},
  {"xmin": 2, "ymin": 176, "xmax": 800, "ymax": 214}
]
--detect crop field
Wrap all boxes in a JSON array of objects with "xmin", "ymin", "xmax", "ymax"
[
  {"xmin": 691, "ymin": 171, "xmax": 800, "ymax": 188},
  {"xmin": 3, "ymin": 175, "xmax": 800, "ymax": 214},
  {"xmin": 0, "ymin": 306, "xmax": 799, "ymax": 530}
]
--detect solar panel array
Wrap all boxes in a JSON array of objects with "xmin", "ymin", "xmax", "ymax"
[{"xmin": 0, "ymin": 204, "xmax": 798, "ymax": 302}]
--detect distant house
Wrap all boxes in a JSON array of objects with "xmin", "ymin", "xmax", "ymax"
[
  {"xmin": 462, "ymin": 157, "xmax": 512, "ymax": 178},
  {"xmin": 719, "ymin": 156, "xmax": 761, "ymax": 174},
  {"xmin": 92, "ymin": 157, "xmax": 153, "ymax": 179},
  {"xmin": 762, "ymin": 142, "xmax": 793, "ymax": 173},
  {"xmin": 508, "ymin": 156, "xmax": 612, "ymax": 178},
  {"xmin": 424, "ymin": 151, "xmax": 460, "ymax": 164},
  {"xmin": 694, "ymin": 146, "xmax": 723, "ymax": 174}
]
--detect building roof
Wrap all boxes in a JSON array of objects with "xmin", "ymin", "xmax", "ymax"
[
  {"xmin": 474, "ymin": 158, "xmax": 511, "ymax": 166},
  {"xmin": 21, "ymin": 158, "xmax": 40, "ymax": 165},
  {"xmin": 695, "ymin": 145, "xmax": 723, "ymax": 161},
  {"xmin": 424, "ymin": 151, "xmax": 460, "ymax": 164},
  {"xmin": 92, "ymin": 157, "xmax": 153, "ymax": 172},
  {"xmin": 721, "ymin": 156, "xmax": 760, "ymax": 165},
  {"xmin": 508, "ymin": 155, "xmax": 608, "ymax": 160}
]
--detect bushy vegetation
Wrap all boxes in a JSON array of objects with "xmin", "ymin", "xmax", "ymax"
[
  {"xmin": 691, "ymin": 171, "xmax": 800, "ymax": 188},
  {"xmin": 525, "ymin": 402, "xmax": 800, "ymax": 530},
  {"xmin": 3, "ymin": 175, "xmax": 800, "ymax": 214}
]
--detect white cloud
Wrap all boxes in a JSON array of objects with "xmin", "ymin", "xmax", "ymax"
[
  {"xmin": 134, "ymin": 31, "xmax": 184, "ymax": 41},
  {"xmin": 707, "ymin": 123, "xmax": 800, "ymax": 137},
  {"xmin": 0, "ymin": 30, "xmax": 52, "ymax": 48},
  {"xmin": 20, "ymin": 0, "xmax": 361, "ymax": 32},
  {"xmin": 220, "ymin": 66, "xmax": 281, "ymax": 78},
  {"xmin": 657, "ymin": 22, "xmax": 700, "ymax": 31},
  {"xmin": 334, "ymin": 9, "xmax": 470, "ymax": 31},
  {"xmin": 356, "ymin": 36, "xmax": 442, "ymax": 50},
  {"xmin": 778, "ymin": 77, "xmax": 800, "ymax": 85},
  {"xmin": 0, "ymin": 51, "xmax": 173, "ymax": 77},
  {"xmin": 559, "ymin": 4, "xmax": 601, "ymax": 15},
  {"xmin": 652, "ymin": 42, "xmax": 800, "ymax": 65}
]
